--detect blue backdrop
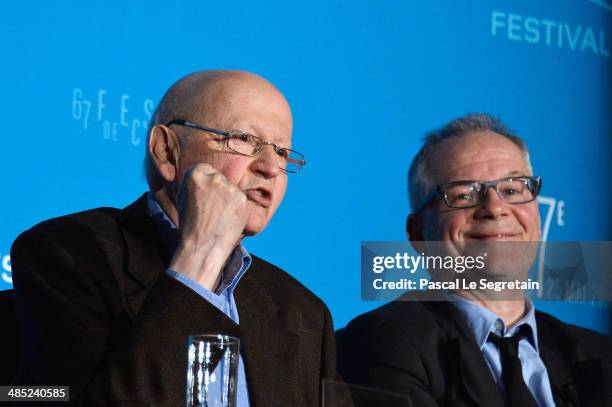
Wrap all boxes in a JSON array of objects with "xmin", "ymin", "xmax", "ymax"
[{"xmin": 1, "ymin": 0, "xmax": 611, "ymax": 334}]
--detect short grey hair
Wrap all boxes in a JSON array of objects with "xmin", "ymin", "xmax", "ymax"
[{"xmin": 408, "ymin": 113, "xmax": 532, "ymax": 212}]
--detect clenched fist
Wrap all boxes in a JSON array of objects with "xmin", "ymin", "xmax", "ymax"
[{"xmin": 169, "ymin": 164, "xmax": 250, "ymax": 291}]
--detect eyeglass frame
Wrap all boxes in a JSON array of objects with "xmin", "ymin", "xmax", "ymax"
[
  {"xmin": 414, "ymin": 176, "xmax": 542, "ymax": 213},
  {"xmin": 164, "ymin": 119, "xmax": 306, "ymax": 173}
]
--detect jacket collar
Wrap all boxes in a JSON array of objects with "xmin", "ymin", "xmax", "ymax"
[
  {"xmin": 117, "ymin": 193, "xmax": 166, "ymax": 318},
  {"xmin": 234, "ymin": 258, "xmax": 301, "ymax": 407},
  {"xmin": 536, "ymin": 312, "xmax": 604, "ymax": 407},
  {"xmin": 423, "ymin": 300, "xmax": 506, "ymax": 407},
  {"xmin": 117, "ymin": 194, "xmax": 300, "ymax": 406}
]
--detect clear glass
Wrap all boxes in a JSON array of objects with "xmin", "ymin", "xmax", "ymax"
[
  {"xmin": 185, "ymin": 334, "xmax": 240, "ymax": 407},
  {"xmin": 227, "ymin": 133, "xmax": 259, "ymax": 155},
  {"xmin": 413, "ymin": 176, "xmax": 541, "ymax": 213},
  {"xmin": 444, "ymin": 177, "xmax": 538, "ymax": 208},
  {"xmin": 165, "ymin": 120, "xmax": 306, "ymax": 173},
  {"xmin": 227, "ymin": 133, "xmax": 305, "ymax": 173}
]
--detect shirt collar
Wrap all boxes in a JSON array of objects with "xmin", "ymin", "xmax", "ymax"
[
  {"xmin": 448, "ymin": 293, "xmax": 539, "ymax": 352},
  {"xmin": 146, "ymin": 191, "xmax": 251, "ymax": 294},
  {"xmin": 146, "ymin": 192, "xmax": 179, "ymax": 261}
]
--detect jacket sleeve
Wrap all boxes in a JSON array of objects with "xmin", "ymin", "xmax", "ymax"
[
  {"xmin": 11, "ymin": 222, "xmax": 239, "ymax": 406},
  {"xmin": 319, "ymin": 304, "xmax": 356, "ymax": 407}
]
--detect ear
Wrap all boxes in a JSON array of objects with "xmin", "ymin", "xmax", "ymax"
[
  {"xmin": 406, "ymin": 213, "xmax": 424, "ymax": 242},
  {"xmin": 407, "ymin": 213, "xmax": 428, "ymax": 256},
  {"xmin": 149, "ymin": 125, "xmax": 180, "ymax": 183}
]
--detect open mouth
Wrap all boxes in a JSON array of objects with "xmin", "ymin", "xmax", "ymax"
[{"xmin": 244, "ymin": 188, "xmax": 272, "ymax": 208}]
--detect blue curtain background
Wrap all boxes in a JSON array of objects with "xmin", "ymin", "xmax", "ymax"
[{"xmin": 1, "ymin": 0, "xmax": 610, "ymax": 333}]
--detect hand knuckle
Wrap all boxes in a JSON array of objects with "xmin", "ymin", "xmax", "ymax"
[{"xmin": 210, "ymin": 173, "xmax": 224, "ymax": 184}]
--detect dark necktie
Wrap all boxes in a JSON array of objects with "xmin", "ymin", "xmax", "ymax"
[{"xmin": 488, "ymin": 325, "xmax": 539, "ymax": 407}]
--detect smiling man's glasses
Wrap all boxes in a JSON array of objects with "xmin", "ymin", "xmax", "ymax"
[{"xmin": 415, "ymin": 176, "xmax": 542, "ymax": 212}]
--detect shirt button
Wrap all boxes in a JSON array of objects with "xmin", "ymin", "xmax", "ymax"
[{"xmin": 494, "ymin": 319, "xmax": 504, "ymax": 332}]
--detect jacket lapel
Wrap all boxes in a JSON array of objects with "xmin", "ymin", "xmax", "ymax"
[
  {"xmin": 116, "ymin": 194, "xmax": 302, "ymax": 405},
  {"xmin": 117, "ymin": 193, "xmax": 166, "ymax": 319},
  {"xmin": 425, "ymin": 301, "xmax": 505, "ymax": 407},
  {"xmin": 235, "ymin": 260, "xmax": 300, "ymax": 407},
  {"xmin": 572, "ymin": 359, "xmax": 604, "ymax": 406},
  {"xmin": 537, "ymin": 315, "xmax": 604, "ymax": 407}
]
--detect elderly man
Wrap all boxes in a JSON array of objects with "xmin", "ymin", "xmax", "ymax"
[
  {"xmin": 11, "ymin": 70, "xmax": 338, "ymax": 406},
  {"xmin": 336, "ymin": 113, "xmax": 612, "ymax": 407}
]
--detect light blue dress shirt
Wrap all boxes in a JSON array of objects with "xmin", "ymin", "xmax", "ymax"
[
  {"xmin": 449, "ymin": 296, "xmax": 555, "ymax": 407},
  {"xmin": 146, "ymin": 193, "xmax": 251, "ymax": 407}
]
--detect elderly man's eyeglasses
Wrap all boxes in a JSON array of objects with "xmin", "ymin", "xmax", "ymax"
[
  {"xmin": 415, "ymin": 176, "xmax": 542, "ymax": 212},
  {"xmin": 165, "ymin": 119, "xmax": 306, "ymax": 174}
]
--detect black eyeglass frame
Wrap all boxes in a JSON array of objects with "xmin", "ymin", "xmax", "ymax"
[
  {"xmin": 165, "ymin": 119, "xmax": 306, "ymax": 173},
  {"xmin": 414, "ymin": 176, "xmax": 542, "ymax": 213}
]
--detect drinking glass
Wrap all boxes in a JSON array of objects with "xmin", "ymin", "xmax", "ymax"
[{"xmin": 185, "ymin": 334, "xmax": 240, "ymax": 407}]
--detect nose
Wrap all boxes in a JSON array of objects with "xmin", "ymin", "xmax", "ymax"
[
  {"xmin": 473, "ymin": 186, "xmax": 508, "ymax": 220},
  {"xmin": 250, "ymin": 144, "xmax": 282, "ymax": 178}
]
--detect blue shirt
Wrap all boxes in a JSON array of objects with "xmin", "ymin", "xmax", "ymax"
[
  {"xmin": 449, "ymin": 296, "xmax": 555, "ymax": 407},
  {"xmin": 146, "ymin": 193, "xmax": 251, "ymax": 406}
]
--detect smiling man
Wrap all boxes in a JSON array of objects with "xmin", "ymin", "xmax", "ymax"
[
  {"xmin": 336, "ymin": 113, "xmax": 612, "ymax": 407},
  {"xmin": 11, "ymin": 70, "xmax": 339, "ymax": 406}
]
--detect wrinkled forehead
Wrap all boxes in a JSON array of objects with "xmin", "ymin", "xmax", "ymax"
[{"xmin": 428, "ymin": 131, "xmax": 531, "ymax": 184}]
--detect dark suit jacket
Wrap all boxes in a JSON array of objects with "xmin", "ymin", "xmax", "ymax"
[
  {"xmin": 11, "ymin": 194, "xmax": 339, "ymax": 406},
  {"xmin": 336, "ymin": 296, "xmax": 612, "ymax": 407}
]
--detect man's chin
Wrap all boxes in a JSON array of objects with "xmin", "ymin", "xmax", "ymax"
[
  {"xmin": 242, "ymin": 228, "xmax": 259, "ymax": 237},
  {"xmin": 240, "ymin": 199, "xmax": 273, "ymax": 236},
  {"xmin": 242, "ymin": 215, "xmax": 269, "ymax": 237}
]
